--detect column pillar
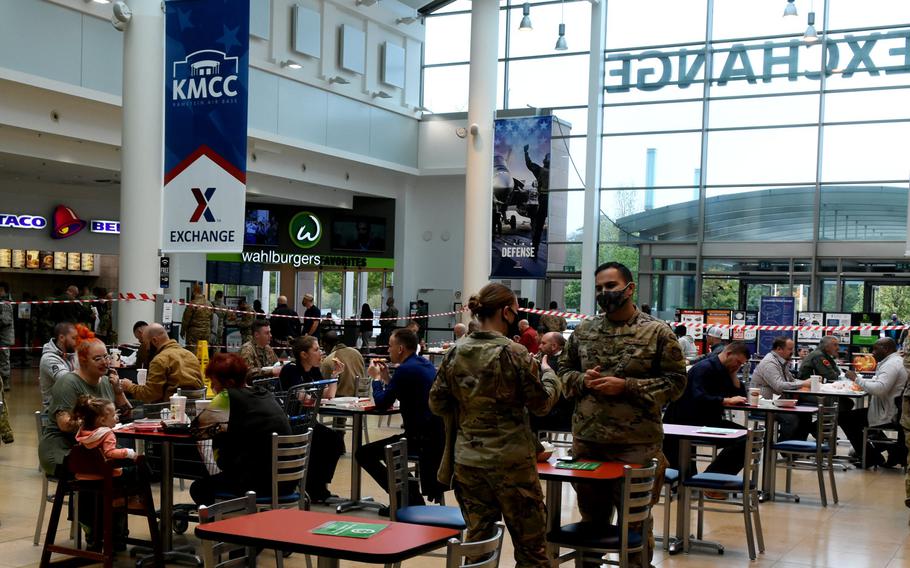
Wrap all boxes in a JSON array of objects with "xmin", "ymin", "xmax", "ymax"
[
  {"xmin": 580, "ymin": 0, "xmax": 607, "ymax": 316},
  {"xmin": 117, "ymin": 0, "xmax": 164, "ymax": 339},
  {"xmin": 462, "ymin": 0, "xmax": 499, "ymax": 314}
]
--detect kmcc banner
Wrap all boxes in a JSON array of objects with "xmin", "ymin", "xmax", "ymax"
[
  {"xmin": 162, "ymin": 0, "xmax": 249, "ymax": 253},
  {"xmin": 490, "ymin": 116, "xmax": 552, "ymax": 279}
]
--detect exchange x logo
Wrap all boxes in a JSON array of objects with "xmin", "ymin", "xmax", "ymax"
[{"xmin": 190, "ymin": 187, "xmax": 216, "ymax": 222}]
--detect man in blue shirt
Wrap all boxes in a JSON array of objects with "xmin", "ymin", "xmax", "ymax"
[
  {"xmin": 663, "ymin": 342, "xmax": 751, "ymax": 479},
  {"xmin": 357, "ymin": 328, "xmax": 445, "ymax": 511}
]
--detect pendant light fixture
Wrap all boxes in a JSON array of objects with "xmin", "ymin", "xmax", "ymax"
[
  {"xmin": 803, "ymin": 10, "xmax": 818, "ymax": 43},
  {"xmin": 554, "ymin": 0, "xmax": 567, "ymax": 51},
  {"xmin": 783, "ymin": 0, "xmax": 798, "ymax": 17},
  {"xmin": 519, "ymin": 2, "xmax": 532, "ymax": 31}
]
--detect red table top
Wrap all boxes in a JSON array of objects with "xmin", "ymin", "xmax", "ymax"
[
  {"xmin": 663, "ymin": 423, "xmax": 750, "ymax": 441},
  {"xmin": 536, "ymin": 459, "xmax": 628, "ymax": 481},
  {"xmin": 725, "ymin": 403, "xmax": 819, "ymax": 414},
  {"xmin": 115, "ymin": 425, "xmax": 194, "ymax": 441},
  {"xmin": 194, "ymin": 509, "xmax": 459, "ymax": 563}
]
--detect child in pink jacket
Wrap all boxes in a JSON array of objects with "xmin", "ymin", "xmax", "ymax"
[{"xmin": 73, "ymin": 395, "xmax": 136, "ymax": 479}]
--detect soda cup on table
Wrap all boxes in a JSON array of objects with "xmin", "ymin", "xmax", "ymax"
[
  {"xmin": 810, "ymin": 374, "xmax": 821, "ymax": 392},
  {"xmin": 170, "ymin": 389, "xmax": 188, "ymax": 422},
  {"xmin": 136, "ymin": 368, "xmax": 148, "ymax": 385},
  {"xmin": 748, "ymin": 387, "xmax": 760, "ymax": 406}
]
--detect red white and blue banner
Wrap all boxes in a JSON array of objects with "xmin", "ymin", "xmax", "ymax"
[{"xmin": 162, "ymin": 0, "xmax": 249, "ymax": 252}]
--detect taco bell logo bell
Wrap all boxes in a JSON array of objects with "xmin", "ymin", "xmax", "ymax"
[{"xmin": 172, "ymin": 49, "xmax": 239, "ymax": 103}]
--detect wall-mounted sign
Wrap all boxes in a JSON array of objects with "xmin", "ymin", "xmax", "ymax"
[
  {"xmin": 160, "ymin": 256, "xmax": 171, "ymax": 289},
  {"xmin": 0, "ymin": 214, "xmax": 46, "ymax": 229},
  {"xmin": 51, "ymin": 205, "xmax": 87, "ymax": 239},
  {"xmin": 289, "ymin": 212, "xmax": 322, "ymax": 249},
  {"xmin": 90, "ymin": 220, "xmax": 121, "ymax": 234}
]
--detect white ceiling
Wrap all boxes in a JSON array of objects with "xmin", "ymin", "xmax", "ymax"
[{"xmin": 0, "ymin": 152, "xmax": 119, "ymax": 187}]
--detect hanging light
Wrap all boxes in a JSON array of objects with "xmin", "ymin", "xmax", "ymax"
[
  {"xmin": 554, "ymin": 1, "xmax": 567, "ymax": 51},
  {"xmin": 783, "ymin": 0, "xmax": 798, "ymax": 17},
  {"xmin": 555, "ymin": 23, "xmax": 568, "ymax": 50},
  {"xmin": 803, "ymin": 11, "xmax": 818, "ymax": 43},
  {"xmin": 519, "ymin": 2, "xmax": 532, "ymax": 31}
]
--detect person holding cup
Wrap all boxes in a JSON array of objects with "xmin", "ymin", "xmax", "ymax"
[
  {"xmin": 119, "ymin": 324, "xmax": 204, "ymax": 403},
  {"xmin": 663, "ymin": 342, "xmax": 751, "ymax": 484}
]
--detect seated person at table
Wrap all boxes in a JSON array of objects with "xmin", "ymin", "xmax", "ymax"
[
  {"xmin": 529, "ymin": 332, "xmax": 573, "ymax": 434},
  {"xmin": 119, "ymin": 324, "xmax": 205, "ymax": 403},
  {"xmin": 189, "ymin": 353, "xmax": 294, "ymax": 505},
  {"xmin": 277, "ymin": 335, "xmax": 346, "ymax": 502},
  {"xmin": 840, "ymin": 338, "xmax": 908, "ymax": 468},
  {"xmin": 73, "ymin": 395, "xmax": 137, "ymax": 478},
  {"xmin": 131, "ymin": 320, "xmax": 151, "ymax": 368},
  {"xmin": 356, "ymin": 329, "xmax": 446, "ymax": 511},
  {"xmin": 39, "ymin": 322, "xmax": 77, "ymax": 410},
  {"xmin": 239, "ymin": 320, "xmax": 280, "ymax": 382},
  {"xmin": 320, "ymin": 331, "xmax": 365, "ymax": 397},
  {"xmin": 691, "ymin": 326, "xmax": 725, "ymax": 363},
  {"xmin": 797, "ymin": 335, "xmax": 855, "ymax": 411},
  {"xmin": 751, "ymin": 336, "xmax": 812, "ymax": 441},
  {"xmin": 663, "ymin": 342, "xmax": 750, "ymax": 483}
]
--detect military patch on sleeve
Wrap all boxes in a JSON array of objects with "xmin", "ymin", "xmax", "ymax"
[
  {"xmin": 822, "ymin": 359, "xmax": 830, "ymax": 366},
  {"xmin": 668, "ymin": 344, "xmax": 684, "ymax": 361}
]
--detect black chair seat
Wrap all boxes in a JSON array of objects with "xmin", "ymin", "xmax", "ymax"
[
  {"xmin": 772, "ymin": 440, "xmax": 830, "ymax": 453},
  {"xmin": 683, "ymin": 472, "xmax": 754, "ymax": 491},
  {"xmin": 396, "ymin": 505, "xmax": 466, "ymax": 530},
  {"xmin": 547, "ymin": 521, "xmax": 642, "ymax": 549}
]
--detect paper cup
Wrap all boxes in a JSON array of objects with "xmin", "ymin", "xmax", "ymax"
[
  {"xmin": 810, "ymin": 375, "xmax": 821, "ymax": 391},
  {"xmin": 136, "ymin": 368, "xmax": 148, "ymax": 385},
  {"xmin": 170, "ymin": 394, "xmax": 187, "ymax": 422},
  {"xmin": 194, "ymin": 399, "xmax": 211, "ymax": 414},
  {"xmin": 748, "ymin": 388, "xmax": 760, "ymax": 406}
]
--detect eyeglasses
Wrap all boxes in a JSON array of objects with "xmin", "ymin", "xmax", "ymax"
[{"xmin": 91, "ymin": 355, "xmax": 112, "ymax": 363}]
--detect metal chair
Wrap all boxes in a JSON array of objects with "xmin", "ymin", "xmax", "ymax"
[
  {"xmin": 33, "ymin": 411, "xmax": 78, "ymax": 546},
  {"xmin": 284, "ymin": 383, "xmax": 325, "ymax": 435},
  {"xmin": 773, "ymin": 405, "xmax": 839, "ymax": 506},
  {"xmin": 657, "ymin": 468, "xmax": 679, "ymax": 552},
  {"xmin": 198, "ymin": 491, "xmax": 258, "ymax": 568},
  {"xmin": 546, "ymin": 459, "xmax": 659, "ymax": 568},
  {"xmin": 862, "ymin": 396, "xmax": 905, "ymax": 470},
  {"xmin": 682, "ymin": 428, "xmax": 765, "ymax": 560},
  {"xmin": 445, "ymin": 521, "xmax": 506, "ymax": 568},
  {"xmin": 385, "ymin": 438, "xmax": 466, "ymax": 530}
]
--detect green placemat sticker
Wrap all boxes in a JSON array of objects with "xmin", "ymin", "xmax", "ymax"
[
  {"xmin": 311, "ymin": 521, "xmax": 389, "ymax": 539},
  {"xmin": 555, "ymin": 461, "xmax": 602, "ymax": 471}
]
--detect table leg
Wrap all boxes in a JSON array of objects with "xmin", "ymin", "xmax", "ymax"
[
  {"xmin": 133, "ymin": 440, "xmax": 201, "ymax": 567},
  {"xmin": 335, "ymin": 413, "xmax": 382, "ymax": 513},
  {"xmin": 761, "ymin": 414, "xmax": 776, "ymax": 502},
  {"xmin": 545, "ymin": 479, "xmax": 561, "ymax": 561},
  {"xmin": 668, "ymin": 440, "xmax": 690, "ymax": 554},
  {"xmin": 316, "ymin": 557, "xmax": 340, "ymax": 568}
]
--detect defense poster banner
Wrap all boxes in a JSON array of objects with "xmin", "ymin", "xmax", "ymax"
[
  {"xmin": 490, "ymin": 116, "xmax": 552, "ymax": 279},
  {"xmin": 162, "ymin": 0, "xmax": 249, "ymax": 252},
  {"xmin": 758, "ymin": 296, "xmax": 795, "ymax": 355}
]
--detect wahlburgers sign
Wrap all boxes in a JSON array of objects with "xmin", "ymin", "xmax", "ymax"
[{"xmin": 289, "ymin": 212, "xmax": 322, "ymax": 249}]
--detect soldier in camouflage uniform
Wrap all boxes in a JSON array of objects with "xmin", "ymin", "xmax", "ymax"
[
  {"xmin": 560, "ymin": 262, "xmax": 686, "ymax": 563},
  {"xmin": 0, "ymin": 283, "xmax": 13, "ymax": 442},
  {"xmin": 239, "ymin": 320, "xmax": 280, "ymax": 383},
  {"xmin": 229, "ymin": 298, "xmax": 255, "ymax": 345},
  {"xmin": 430, "ymin": 283, "xmax": 561, "ymax": 568},
  {"xmin": 181, "ymin": 286, "xmax": 212, "ymax": 355}
]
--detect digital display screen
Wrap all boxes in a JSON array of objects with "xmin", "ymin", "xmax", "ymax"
[
  {"xmin": 244, "ymin": 209, "xmax": 279, "ymax": 246},
  {"xmin": 332, "ymin": 218, "xmax": 387, "ymax": 253}
]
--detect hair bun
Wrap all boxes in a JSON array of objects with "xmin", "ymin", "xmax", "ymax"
[
  {"xmin": 466, "ymin": 295, "xmax": 482, "ymax": 314},
  {"xmin": 74, "ymin": 323, "xmax": 96, "ymax": 344}
]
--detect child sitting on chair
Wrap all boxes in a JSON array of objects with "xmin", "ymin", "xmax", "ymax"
[{"xmin": 73, "ymin": 395, "xmax": 136, "ymax": 478}]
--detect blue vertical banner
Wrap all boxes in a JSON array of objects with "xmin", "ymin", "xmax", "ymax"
[
  {"xmin": 162, "ymin": 0, "xmax": 249, "ymax": 253},
  {"xmin": 758, "ymin": 296, "xmax": 795, "ymax": 356},
  {"xmin": 491, "ymin": 116, "xmax": 552, "ymax": 279}
]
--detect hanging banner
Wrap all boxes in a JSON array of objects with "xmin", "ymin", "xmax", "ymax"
[
  {"xmin": 162, "ymin": 0, "xmax": 249, "ymax": 253},
  {"xmin": 758, "ymin": 296, "xmax": 795, "ymax": 355},
  {"xmin": 490, "ymin": 116, "xmax": 552, "ymax": 279}
]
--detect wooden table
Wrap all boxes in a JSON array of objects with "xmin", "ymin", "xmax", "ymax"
[
  {"xmin": 724, "ymin": 403, "xmax": 819, "ymax": 501},
  {"xmin": 194, "ymin": 508, "xmax": 459, "ymax": 568},
  {"xmin": 536, "ymin": 457, "xmax": 628, "ymax": 562},
  {"xmin": 663, "ymin": 423, "xmax": 749, "ymax": 555},
  {"xmin": 317, "ymin": 404, "xmax": 401, "ymax": 513},
  {"xmin": 117, "ymin": 425, "xmax": 201, "ymax": 566}
]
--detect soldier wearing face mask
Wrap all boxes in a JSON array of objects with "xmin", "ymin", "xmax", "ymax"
[{"xmin": 560, "ymin": 261, "xmax": 687, "ymax": 564}]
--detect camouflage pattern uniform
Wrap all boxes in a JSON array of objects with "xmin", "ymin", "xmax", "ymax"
[
  {"xmin": 560, "ymin": 308, "xmax": 686, "ymax": 559},
  {"xmin": 239, "ymin": 341, "xmax": 278, "ymax": 382},
  {"xmin": 539, "ymin": 314, "xmax": 567, "ymax": 333},
  {"xmin": 902, "ymin": 353, "xmax": 910, "ymax": 504},
  {"xmin": 0, "ymin": 299, "xmax": 12, "ymax": 442},
  {"xmin": 181, "ymin": 294, "xmax": 212, "ymax": 354},
  {"xmin": 798, "ymin": 348, "xmax": 841, "ymax": 382},
  {"xmin": 430, "ymin": 331, "xmax": 561, "ymax": 568},
  {"xmin": 230, "ymin": 311, "xmax": 255, "ymax": 345}
]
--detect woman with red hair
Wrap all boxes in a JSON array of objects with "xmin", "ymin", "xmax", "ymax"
[{"xmin": 189, "ymin": 353, "xmax": 293, "ymax": 505}]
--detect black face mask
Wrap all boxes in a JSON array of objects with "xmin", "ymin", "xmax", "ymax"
[
  {"xmin": 504, "ymin": 308, "xmax": 521, "ymax": 338},
  {"xmin": 596, "ymin": 284, "xmax": 631, "ymax": 314}
]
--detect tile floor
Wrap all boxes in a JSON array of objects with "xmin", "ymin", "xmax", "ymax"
[{"xmin": 1, "ymin": 367, "xmax": 908, "ymax": 567}]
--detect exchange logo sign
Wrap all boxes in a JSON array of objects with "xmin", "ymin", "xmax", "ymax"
[{"xmin": 289, "ymin": 212, "xmax": 322, "ymax": 249}]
